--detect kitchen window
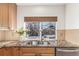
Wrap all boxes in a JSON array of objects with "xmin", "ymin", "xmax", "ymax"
[{"xmin": 24, "ymin": 22, "xmax": 57, "ymax": 41}]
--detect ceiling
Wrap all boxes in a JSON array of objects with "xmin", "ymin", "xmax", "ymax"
[{"xmin": 16, "ymin": 3, "xmax": 65, "ymax": 6}]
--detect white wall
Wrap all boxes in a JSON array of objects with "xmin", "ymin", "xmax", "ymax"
[
  {"xmin": 65, "ymin": 4, "xmax": 79, "ymax": 29},
  {"xmin": 65, "ymin": 4, "xmax": 79, "ymax": 45},
  {"xmin": 17, "ymin": 5, "xmax": 65, "ymax": 30}
]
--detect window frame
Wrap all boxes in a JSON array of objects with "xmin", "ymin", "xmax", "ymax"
[{"xmin": 24, "ymin": 22, "xmax": 57, "ymax": 41}]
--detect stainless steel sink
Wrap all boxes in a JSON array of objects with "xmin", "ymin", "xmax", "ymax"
[
  {"xmin": 31, "ymin": 41, "xmax": 49, "ymax": 46},
  {"xmin": 19, "ymin": 40, "xmax": 51, "ymax": 46}
]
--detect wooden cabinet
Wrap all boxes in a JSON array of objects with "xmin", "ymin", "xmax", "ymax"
[
  {"xmin": 9, "ymin": 3, "xmax": 17, "ymax": 30},
  {"xmin": 0, "ymin": 47, "xmax": 55, "ymax": 56},
  {"xmin": 11, "ymin": 47, "xmax": 19, "ymax": 56},
  {"xmin": 20, "ymin": 47, "xmax": 55, "ymax": 56},
  {"xmin": 0, "ymin": 47, "xmax": 19, "ymax": 56},
  {"xmin": 4, "ymin": 48, "xmax": 13, "ymax": 56},
  {"xmin": 0, "ymin": 47, "xmax": 11, "ymax": 56},
  {"xmin": 0, "ymin": 3, "xmax": 17, "ymax": 30},
  {"xmin": 0, "ymin": 4, "xmax": 9, "ymax": 29},
  {"xmin": 0, "ymin": 48, "xmax": 5, "ymax": 56}
]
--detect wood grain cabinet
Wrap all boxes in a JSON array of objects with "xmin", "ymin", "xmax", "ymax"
[
  {"xmin": 0, "ymin": 4, "xmax": 9, "ymax": 29},
  {"xmin": 0, "ymin": 48, "xmax": 5, "ymax": 56},
  {"xmin": 0, "ymin": 48, "xmax": 11, "ymax": 56},
  {"xmin": 4, "ymin": 47, "xmax": 19, "ymax": 56},
  {"xmin": 0, "ymin": 3, "xmax": 17, "ymax": 30},
  {"xmin": 20, "ymin": 47, "xmax": 55, "ymax": 56},
  {"xmin": 9, "ymin": 3, "xmax": 17, "ymax": 30},
  {"xmin": 11, "ymin": 47, "xmax": 19, "ymax": 56},
  {"xmin": 0, "ymin": 47, "xmax": 19, "ymax": 56},
  {"xmin": 4, "ymin": 48, "xmax": 13, "ymax": 56},
  {"xmin": 0, "ymin": 47, "xmax": 55, "ymax": 56}
]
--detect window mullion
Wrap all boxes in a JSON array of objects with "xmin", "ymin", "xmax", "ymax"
[{"xmin": 39, "ymin": 22, "xmax": 42, "ymax": 40}]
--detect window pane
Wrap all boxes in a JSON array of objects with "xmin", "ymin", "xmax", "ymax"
[
  {"xmin": 41, "ymin": 22, "xmax": 56, "ymax": 40},
  {"xmin": 25, "ymin": 22, "xmax": 40, "ymax": 37}
]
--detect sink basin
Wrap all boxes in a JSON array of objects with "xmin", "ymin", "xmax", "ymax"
[
  {"xmin": 32, "ymin": 41, "xmax": 49, "ymax": 46},
  {"xmin": 19, "ymin": 40, "xmax": 55, "ymax": 46}
]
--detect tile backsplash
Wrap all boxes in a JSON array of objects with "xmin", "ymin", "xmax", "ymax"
[{"xmin": 0, "ymin": 29, "xmax": 65, "ymax": 41}]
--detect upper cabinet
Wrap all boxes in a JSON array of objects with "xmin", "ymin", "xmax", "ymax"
[
  {"xmin": 0, "ymin": 3, "xmax": 17, "ymax": 30},
  {"xmin": 9, "ymin": 3, "xmax": 17, "ymax": 30},
  {"xmin": 0, "ymin": 4, "xmax": 9, "ymax": 29}
]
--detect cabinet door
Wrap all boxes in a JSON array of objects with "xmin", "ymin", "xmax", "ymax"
[
  {"xmin": 0, "ymin": 48, "xmax": 5, "ymax": 56},
  {"xmin": 0, "ymin": 4, "xmax": 9, "ymax": 29},
  {"xmin": 4, "ymin": 47, "xmax": 13, "ymax": 56},
  {"xmin": 12, "ymin": 47, "xmax": 19, "ymax": 56},
  {"xmin": 9, "ymin": 3, "xmax": 17, "ymax": 30},
  {"xmin": 35, "ymin": 48, "xmax": 55, "ymax": 56},
  {"xmin": 0, "ymin": 47, "xmax": 19, "ymax": 56},
  {"xmin": 35, "ymin": 48, "xmax": 55, "ymax": 54},
  {"xmin": 20, "ymin": 48, "xmax": 36, "ymax": 56},
  {"xmin": 0, "ymin": 4, "xmax": 2, "ymax": 27},
  {"xmin": 0, "ymin": 3, "xmax": 17, "ymax": 30},
  {"xmin": 20, "ymin": 47, "xmax": 55, "ymax": 56},
  {"xmin": 0, "ymin": 48, "xmax": 12, "ymax": 56}
]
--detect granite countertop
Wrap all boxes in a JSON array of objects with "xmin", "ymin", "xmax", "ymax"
[{"xmin": 0, "ymin": 40, "xmax": 79, "ymax": 48}]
